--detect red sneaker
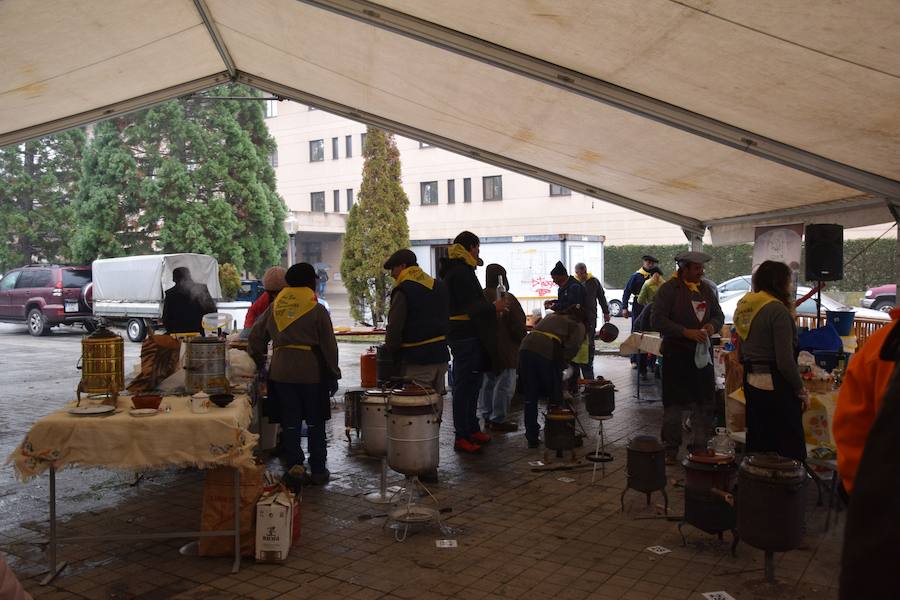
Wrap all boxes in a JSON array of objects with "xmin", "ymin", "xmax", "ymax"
[
  {"xmin": 471, "ymin": 431, "xmax": 492, "ymax": 445},
  {"xmin": 454, "ymin": 438, "xmax": 482, "ymax": 454}
]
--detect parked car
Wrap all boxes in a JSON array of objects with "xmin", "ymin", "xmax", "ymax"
[
  {"xmin": 861, "ymin": 283, "xmax": 896, "ymax": 312},
  {"xmin": 719, "ymin": 286, "xmax": 891, "ymax": 325},
  {"xmin": 0, "ymin": 264, "xmax": 95, "ymax": 336},
  {"xmin": 603, "ymin": 285, "xmax": 626, "ymax": 317},
  {"xmin": 717, "ymin": 275, "xmax": 752, "ymax": 300},
  {"xmin": 236, "ymin": 279, "xmax": 265, "ymax": 303}
]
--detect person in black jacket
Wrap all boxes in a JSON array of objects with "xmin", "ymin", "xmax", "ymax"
[
  {"xmin": 162, "ymin": 267, "xmax": 217, "ymax": 335},
  {"xmin": 383, "ymin": 249, "xmax": 450, "ymax": 393},
  {"xmin": 440, "ymin": 231, "xmax": 509, "ymax": 454}
]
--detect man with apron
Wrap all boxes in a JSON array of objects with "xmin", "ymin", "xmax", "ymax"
[{"xmin": 651, "ymin": 251, "xmax": 724, "ymax": 464}]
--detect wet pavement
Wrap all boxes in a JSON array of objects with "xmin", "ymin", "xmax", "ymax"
[{"xmin": 0, "ymin": 322, "xmax": 843, "ymax": 599}]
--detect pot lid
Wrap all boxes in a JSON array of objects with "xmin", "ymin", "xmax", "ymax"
[
  {"xmin": 87, "ymin": 326, "xmax": 120, "ymax": 339},
  {"xmin": 364, "ymin": 389, "xmax": 390, "ymax": 397},
  {"xmin": 391, "ymin": 384, "xmax": 436, "ymax": 396},
  {"xmin": 628, "ymin": 435, "xmax": 664, "ymax": 452},
  {"xmin": 687, "ymin": 449, "xmax": 735, "ymax": 465},
  {"xmin": 740, "ymin": 454, "xmax": 805, "ymax": 478}
]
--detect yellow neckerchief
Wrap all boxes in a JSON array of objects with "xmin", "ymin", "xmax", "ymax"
[
  {"xmin": 394, "ymin": 266, "xmax": 434, "ymax": 290},
  {"xmin": 448, "ymin": 243, "xmax": 478, "ymax": 268},
  {"xmin": 734, "ymin": 291, "xmax": 780, "ymax": 340},
  {"xmin": 670, "ymin": 273, "xmax": 700, "ymax": 293},
  {"xmin": 273, "ymin": 286, "xmax": 318, "ymax": 332},
  {"xmin": 576, "ymin": 271, "xmax": 595, "ymax": 283},
  {"xmin": 637, "ymin": 267, "xmax": 651, "ymax": 278}
]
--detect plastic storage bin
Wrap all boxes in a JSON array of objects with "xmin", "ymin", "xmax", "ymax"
[{"xmin": 825, "ymin": 310, "xmax": 855, "ymax": 336}]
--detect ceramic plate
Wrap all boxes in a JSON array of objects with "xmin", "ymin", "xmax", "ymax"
[
  {"xmin": 69, "ymin": 405, "xmax": 116, "ymax": 416},
  {"xmin": 129, "ymin": 408, "xmax": 158, "ymax": 417}
]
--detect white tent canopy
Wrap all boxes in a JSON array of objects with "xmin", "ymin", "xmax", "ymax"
[{"xmin": 2, "ymin": 0, "xmax": 899, "ymax": 244}]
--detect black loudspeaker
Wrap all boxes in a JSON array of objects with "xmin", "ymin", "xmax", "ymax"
[{"xmin": 805, "ymin": 224, "xmax": 844, "ymax": 281}]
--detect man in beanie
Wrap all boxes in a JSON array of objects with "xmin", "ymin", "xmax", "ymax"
[
  {"xmin": 479, "ymin": 263, "xmax": 526, "ymax": 432},
  {"xmin": 249, "ymin": 263, "xmax": 341, "ymax": 485},
  {"xmin": 545, "ymin": 261, "xmax": 585, "ymax": 312},
  {"xmin": 439, "ymin": 231, "xmax": 509, "ymax": 454},
  {"xmin": 651, "ymin": 251, "xmax": 723, "ymax": 464},
  {"xmin": 574, "ymin": 262, "xmax": 610, "ymax": 380},
  {"xmin": 244, "ymin": 266, "xmax": 287, "ymax": 330},
  {"xmin": 383, "ymin": 249, "xmax": 450, "ymax": 394}
]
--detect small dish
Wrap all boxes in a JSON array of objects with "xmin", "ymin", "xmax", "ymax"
[
  {"xmin": 132, "ymin": 394, "xmax": 163, "ymax": 410},
  {"xmin": 69, "ymin": 405, "xmax": 116, "ymax": 416},
  {"xmin": 210, "ymin": 393, "xmax": 234, "ymax": 408},
  {"xmin": 129, "ymin": 408, "xmax": 158, "ymax": 417}
]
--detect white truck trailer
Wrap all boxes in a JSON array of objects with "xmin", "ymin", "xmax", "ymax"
[{"xmin": 91, "ymin": 253, "xmax": 247, "ymax": 342}]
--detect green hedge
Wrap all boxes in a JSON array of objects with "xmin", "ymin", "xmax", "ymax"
[{"xmin": 604, "ymin": 238, "xmax": 896, "ymax": 292}]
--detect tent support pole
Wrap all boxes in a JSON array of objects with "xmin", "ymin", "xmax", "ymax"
[
  {"xmin": 889, "ymin": 200, "xmax": 900, "ymax": 294},
  {"xmin": 683, "ymin": 228, "xmax": 706, "ymax": 252}
]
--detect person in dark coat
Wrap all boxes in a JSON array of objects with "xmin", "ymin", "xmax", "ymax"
[
  {"xmin": 574, "ymin": 262, "xmax": 610, "ymax": 380},
  {"xmin": 545, "ymin": 261, "xmax": 585, "ymax": 312},
  {"xmin": 440, "ymin": 231, "xmax": 509, "ymax": 454},
  {"xmin": 622, "ymin": 255, "xmax": 659, "ymax": 322},
  {"xmin": 162, "ymin": 266, "xmax": 217, "ymax": 335},
  {"xmin": 479, "ymin": 263, "xmax": 526, "ymax": 432}
]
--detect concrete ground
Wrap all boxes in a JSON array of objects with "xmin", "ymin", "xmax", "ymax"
[{"xmin": 0, "ymin": 323, "xmax": 843, "ymax": 599}]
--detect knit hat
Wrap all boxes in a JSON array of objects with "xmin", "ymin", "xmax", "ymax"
[
  {"xmin": 383, "ymin": 249, "xmax": 418, "ymax": 270},
  {"xmin": 285, "ymin": 263, "xmax": 318, "ymax": 290},
  {"xmin": 262, "ymin": 266, "xmax": 287, "ymax": 292},
  {"xmin": 485, "ymin": 263, "xmax": 507, "ymax": 289},
  {"xmin": 550, "ymin": 261, "xmax": 567, "ymax": 277}
]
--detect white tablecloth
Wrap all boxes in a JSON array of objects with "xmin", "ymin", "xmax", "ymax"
[{"xmin": 619, "ymin": 332, "xmax": 663, "ymax": 356}]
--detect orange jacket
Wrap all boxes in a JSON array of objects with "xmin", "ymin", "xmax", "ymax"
[
  {"xmin": 243, "ymin": 293, "xmax": 272, "ymax": 329},
  {"xmin": 833, "ymin": 309, "xmax": 900, "ymax": 494}
]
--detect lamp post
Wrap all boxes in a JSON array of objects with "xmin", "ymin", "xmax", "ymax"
[{"xmin": 285, "ymin": 215, "xmax": 298, "ymax": 266}]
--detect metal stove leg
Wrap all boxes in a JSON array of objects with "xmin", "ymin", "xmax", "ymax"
[
  {"xmin": 620, "ymin": 488, "xmax": 627, "ymax": 512},
  {"xmin": 730, "ymin": 529, "xmax": 739, "ymax": 557},
  {"xmin": 41, "ymin": 465, "xmax": 67, "ymax": 586},
  {"xmin": 591, "ymin": 426, "xmax": 602, "ymax": 484},
  {"xmin": 661, "ymin": 488, "xmax": 669, "ymax": 515},
  {"xmin": 231, "ymin": 468, "xmax": 241, "ymax": 574},
  {"xmin": 677, "ymin": 521, "xmax": 687, "ymax": 546},
  {"xmin": 764, "ymin": 551, "xmax": 775, "ymax": 583}
]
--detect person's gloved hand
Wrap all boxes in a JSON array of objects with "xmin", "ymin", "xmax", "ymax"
[{"xmin": 329, "ymin": 377, "xmax": 339, "ymax": 397}]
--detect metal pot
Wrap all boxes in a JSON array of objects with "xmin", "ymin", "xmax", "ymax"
[
  {"xmin": 387, "ymin": 386, "xmax": 441, "ymax": 476},
  {"xmin": 583, "ymin": 381, "xmax": 615, "ymax": 417},
  {"xmin": 545, "ymin": 408, "xmax": 576, "ymax": 450},
  {"xmin": 597, "ymin": 322, "xmax": 619, "ymax": 343},
  {"xmin": 360, "ymin": 390, "xmax": 390, "ymax": 457},
  {"xmin": 77, "ymin": 326, "xmax": 124, "ymax": 405},
  {"xmin": 184, "ymin": 337, "xmax": 227, "ymax": 393},
  {"xmin": 737, "ymin": 454, "xmax": 806, "ymax": 553},
  {"xmin": 343, "ymin": 387, "xmax": 366, "ymax": 442},
  {"xmin": 625, "ymin": 436, "xmax": 666, "ymax": 493},
  {"xmin": 376, "ymin": 344, "xmax": 400, "ymax": 386},
  {"xmin": 682, "ymin": 452, "xmax": 738, "ymax": 535}
]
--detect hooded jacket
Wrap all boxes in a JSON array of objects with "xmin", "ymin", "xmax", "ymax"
[
  {"xmin": 439, "ymin": 252, "xmax": 498, "ymax": 369},
  {"xmin": 483, "ymin": 264, "xmax": 527, "ymax": 370}
]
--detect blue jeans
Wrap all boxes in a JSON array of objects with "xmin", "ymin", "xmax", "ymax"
[
  {"xmin": 449, "ymin": 338, "xmax": 484, "ymax": 440},
  {"xmin": 479, "ymin": 368, "xmax": 517, "ymax": 423},
  {"xmin": 518, "ymin": 350, "xmax": 562, "ymax": 444},
  {"xmin": 270, "ymin": 381, "xmax": 328, "ymax": 474}
]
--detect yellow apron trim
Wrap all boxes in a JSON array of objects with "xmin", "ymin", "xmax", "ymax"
[
  {"xmin": 394, "ymin": 266, "xmax": 435, "ymax": 290},
  {"xmin": 575, "ymin": 271, "xmax": 595, "ymax": 283},
  {"xmin": 171, "ymin": 332, "xmax": 200, "ymax": 339},
  {"xmin": 448, "ymin": 243, "xmax": 478, "ymax": 268},
  {"xmin": 273, "ymin": 286, "xmax": 318, "ymax": 332},
  {"xmin": 734, "ymin": 291, "xmax": 779, "ymax": 340},
  {"xmin": 534, "ymin": 330, "xmax": 562, "ymax": 344},
  {"xmin": 449, "ymin": 314, "xmax": 471, "ymax": 321},
  {"xmin": 669, "ymin": 273, "xmax": 700, "ymax": 293},
  {"xmin": 637, "ymin": 267, "xmax": 651, "ymax": 277},
  {"xmin": 400, "ymin": 335, "xmax": 446, "ymax": 348},
  {"xmin": 275, "ymin": 344, "xmax": 312, "ymax": 352}
]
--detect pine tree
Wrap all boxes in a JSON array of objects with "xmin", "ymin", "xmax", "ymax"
[
  {"xmin": 341, "ymin": 127, "xmax": 410, "ymax": 325},
  {"xmin": 71, "ymin": 84, "xmax": 287, "ymax": 273},
  {"xmin": 0, "ymin": 130, "xmax": 85, "ymax": 271}
]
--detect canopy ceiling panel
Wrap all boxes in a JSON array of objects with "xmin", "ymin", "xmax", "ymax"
[
  {"xmin": 377, "ymin": 0, "xmax": 900, "ymax": 180},
  {"xmin": 211, "ymin": 0, "xmax": 858, "ymax": 222},
  {"xmin": 0, "ymin": 0, "xmax": 224, "ymax": 140}
]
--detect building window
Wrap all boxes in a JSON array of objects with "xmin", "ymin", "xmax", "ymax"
[
  {"xmin": 268, "ymin": 149, "xmax": 278, "ymax": 168},
  {"xmin": 309, "ymin": 139, "xmax": 324, "ymax": 162},
  {"xmin": 301, "ymin": 241, "xmax": 322, "ymax": 263},
  {"xmin": 463, "ymin": 177, "xmax": 472, "ymax": 203},
  {"xmin": 361, "ymin": 132, "xmax": 367, "ymax": 152},
  {"xmin": 345, "ymin": 135, "xmax": 352, "ymax": 158},
  {"xmin": 483, "ymin": 176, "xmax": 503, "ymax": 201},
  {"xmin": 311, "ymin": 191, "xmax": 325, "ymax": 212},
  {"xmin": 332, "ymin": 137, "xmax": 339, "ymax": 160},
  {"xmin": 447, "ymin": 179, "xmax": 455, "ymax": 204},
  {"xmin": 549, "ymin": 183, "xmax": 570, "ymax": 196},
  {"xmin": 346, "ymin": 188, "xmax": 354, "ymax": 210},
  {"xmin": 333, "ymin": 190, "xmax": 340, "ymax": 212},
  {"xmin": 419, "ymin": 141, "xmax": 433, "ymax": 149},
  {"xmin": 265, "ymin": 99, "xmax": 278, "ymax": 118},
  {"xmin": 420, "ymin": 181, "xmax": 439, "ymax": 206}
]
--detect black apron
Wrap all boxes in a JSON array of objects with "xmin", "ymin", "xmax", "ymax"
[{"xmin": 743, "ymin": 361, "xmax": 806, "ymax": 461}]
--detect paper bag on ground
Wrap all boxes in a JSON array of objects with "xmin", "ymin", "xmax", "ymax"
[
  {"xmin": 255, "ymin": 487, "xmax": 301, "ymax": 562},
  {"xmin": 198, "ymin": 464, "xmax": 265, "ymax": 557}
]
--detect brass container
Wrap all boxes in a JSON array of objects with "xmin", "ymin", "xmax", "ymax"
[{"xmin": 77, "ymin": 326, "xmax": 124, "ymax": 406}]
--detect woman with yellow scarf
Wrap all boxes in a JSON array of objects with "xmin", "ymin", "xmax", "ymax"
[{"xmin": 735, "ymin": 260, "xmax": 807, "ymax": 461}]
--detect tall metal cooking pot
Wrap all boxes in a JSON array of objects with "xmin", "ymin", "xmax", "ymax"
[
  {"xmin": 582, "ymin": 380, "xmax": 615, "ymax": 417},
  {"xmin": 625, "ymin": 436, "xmax": 667, "ymax": 493},
  {"xmin": 77, "ymin": 326, "xmax": 125, "ymax": 405},
  {"xmin": 184, "ymin": 337, "xmax": 227, "ymax": 393},
  {"xmin": 386, "ymin": 385, "xmax": 441, "ymax": 476},
  {"xmin": 737, "ymin": 454, "xmax": 806, "ymax": 553},
  {"xmin": 545, "ymin": 407, "xmax": 577, "ymax": 450},
  {"xmin": 360, "ymin": 389, "xmax": 390, "ymax": 457},
  {"xmin": 375, "ymin": 344, "xmax": 400, "ymax": 386}
]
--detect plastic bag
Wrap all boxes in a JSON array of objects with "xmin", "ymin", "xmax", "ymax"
[{"xmin": 694, "ymin": 337, "xmax": 711, "ymax": 368}]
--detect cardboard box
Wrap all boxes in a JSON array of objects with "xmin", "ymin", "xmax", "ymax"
[{"xmin": 255, "ymin": 489, "xmax": 297, "ymax": 562}]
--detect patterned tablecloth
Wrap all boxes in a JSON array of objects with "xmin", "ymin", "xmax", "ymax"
[{"xmin": 8, "ymin": 394, "xmax": 258, "ymax": 481}]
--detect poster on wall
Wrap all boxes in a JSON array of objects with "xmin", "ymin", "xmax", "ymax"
[{"xmin": 753, "ymin": 223, "xmax": 804, "ymax": 286}]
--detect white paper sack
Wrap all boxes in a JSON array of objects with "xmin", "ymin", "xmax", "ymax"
[{"xmin": 228, "ymin": 349, "xmax": 257, "ymax": 379}]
